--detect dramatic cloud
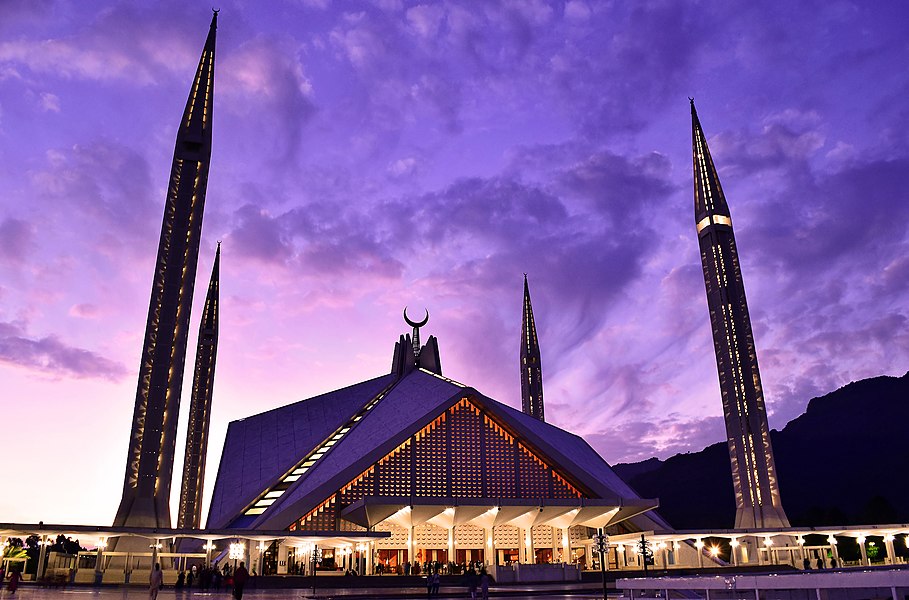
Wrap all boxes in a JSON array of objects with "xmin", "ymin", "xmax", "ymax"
[
  {"xmin": 1, "ymin": 0, "xmax": 907, "ymax": 524},
  {"xmin": 0, "ymin": 320, "xmax": 128, "ymax": 380}
]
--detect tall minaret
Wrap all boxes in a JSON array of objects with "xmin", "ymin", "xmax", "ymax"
[
  {"xmin": 177, "ymin": 243, "xmax": 220, "ymax": 529},
  {"xmin": 520, "ymin": 274, "xmax": 545, "ymax": 421},
  {"xmin": 114, "ymin": 12, "xmax": 218, "ymax": 529},
  {"xmin": 691, "ymin": 99, "xmax": 789, "ymax": 529}
]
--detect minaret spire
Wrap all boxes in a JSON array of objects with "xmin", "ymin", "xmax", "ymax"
[
  {"xmin": 114, "ymin": 14, "xmax": 218, "ymax": 529},
  {"xmin": 177, "ymin": 243, "xmax": 221, "ymax": 530},
  {"xmin": 691, "ymin": 100, "xmax": 789, "ymax": 529},
  {"xmin": 520, "ymin": 274, "xmax": 545, "ymax": 421}
]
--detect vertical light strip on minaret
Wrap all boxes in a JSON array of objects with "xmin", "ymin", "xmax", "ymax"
[
  {"xmin": 520, "ymin": 274, "xmax": 545, "ymax": 421},
  {"xmin": 690, "ymin": 99, "xmax": 789, "ymax": 529},
  {"xmin": 177, "ymin": 243, "xmax": 220, "ymax": 529},
  {"xmin": 115, "ymin": 12, "xmax": 218, "ymax": 529}
]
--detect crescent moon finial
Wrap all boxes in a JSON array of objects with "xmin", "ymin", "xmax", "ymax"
[
  {"xmin": 403, "ymin": 306, "xmax": 429, "ymax": 328},
  {"xmin": 212, "ymin": 7, "xmax": 220, "ymax": 14}
]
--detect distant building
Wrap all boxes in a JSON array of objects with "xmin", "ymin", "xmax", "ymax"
[
  {"xmin": 206, "ymin": 315, "xmax": 667, "ymax": 574},
  {"xmin": 690, "ymin": 100, "xmax": 789, "ymax": 529},
  {"xmin": 114, "ymin": 12, "xmax": 218, "ymax": 529}
]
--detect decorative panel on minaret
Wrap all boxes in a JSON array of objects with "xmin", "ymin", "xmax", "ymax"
[
  {"xmin": 690, "ymin": 100, "xmax": 789, "ymax": 529},
  {"xmin": 115, "ymin": 12, "xmax": 218, "ymax": 529}
]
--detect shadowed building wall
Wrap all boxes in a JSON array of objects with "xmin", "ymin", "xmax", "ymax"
[
  {"xmin": 691, "ymin": 100, "xmax": 789, "ymax": 529},
  {"xmin": 114, "ymin": 13, "xmax": 218, "ymax": 529},
  {"xmin": 177, "ymin": 244, "xmax": 220, "ymax": 529}
]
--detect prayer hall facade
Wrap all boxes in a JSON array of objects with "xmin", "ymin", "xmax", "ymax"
[{"xmin": 206, "ymin": 322, "xmax": 669, "ymax": 575}]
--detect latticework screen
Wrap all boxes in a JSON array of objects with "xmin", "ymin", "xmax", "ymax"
[{"xmin": 288, "ymin": 396, "xmax": 586, "ymax": 530}]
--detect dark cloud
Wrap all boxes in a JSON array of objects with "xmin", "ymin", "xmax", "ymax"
[
  {"xmin": 0, "ymin": 320, "xmax": 128, "ymax": 381},
  {"xmin": 588, "ymin": 415, "xmax": 727, "ymax": 465}
]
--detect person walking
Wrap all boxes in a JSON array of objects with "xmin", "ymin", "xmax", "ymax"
[
  {"xmin": 480, "ymin": 567, "xmax": 490, "ymax": 600},
  {"xmin": 149, "ymin": 563, "xmax": 164, "ymax": 600},
  {"xmin": 233, "ymin": 561, "xmax": 250, "ymax": 600}
]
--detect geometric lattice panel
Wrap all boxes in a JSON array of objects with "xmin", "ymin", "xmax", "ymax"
[{"xmin": 289, "ymin": 397, "xmax": 586, "ymax": 530}]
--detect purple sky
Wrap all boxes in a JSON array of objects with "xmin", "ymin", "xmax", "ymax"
[{"xmin": 1, "ymin": 1, "xmax": 907, "ymax": 526}]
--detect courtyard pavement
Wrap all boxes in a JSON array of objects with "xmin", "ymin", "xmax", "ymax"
[{"xmin": 0, "ymin": 585, "xmax": 609, "ymax": 600}]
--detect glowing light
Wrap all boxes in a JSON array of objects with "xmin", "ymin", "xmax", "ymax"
[
  {"xmin": 229, "ymin": 542, "xmax": 245, "ymax": 560},
  {"xmin": 710, "ymin": 546, "xmax": 720, "ymax": 557},
  {"xmin": 730, "ymin": 539, "xmax": 740, "ymax": 548},
  {"xmin": 694, "ymin": 540, "xmax": 704, "ymax": 549},
  {"xmin": 857, "ymin": 536, "xmax": 866, "ymax": 545},
  {"xmin": 796, "ymin": 537, "xmax": 804, "ymax": 546},
  {"xmin": 763, "ymin": 537, "xmax": 773, "ymax": 547},
  {"xmin": 827, "ymin": 536, "xmax": 837, "ymax": 546}
]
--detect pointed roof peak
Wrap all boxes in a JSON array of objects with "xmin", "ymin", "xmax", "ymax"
[{"xmin": 211, "ymin": 8, "xmax": 220, "ymax": 28}]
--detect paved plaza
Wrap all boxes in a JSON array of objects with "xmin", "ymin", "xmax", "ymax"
[{"xmin": 0, "ymin": 585, "xmax": 605, "ymax": 600}]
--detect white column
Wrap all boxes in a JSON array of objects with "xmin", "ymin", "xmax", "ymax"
[
  {"xmin": 884, "ymin": 537, "xmax": 896, "ymax": 565},
  {"xmin": 485, "ymin": 528, "xmax": 494, "ymax": 568},
  {"xmin": 525, "ymin": 527, "xmax": 534, "ymax": 564},
  {"xmin": 857, "ymin": 537, "xmax": 868, "ymax": 566},
  {"xmin": 552, "ymin": 527, "xmax": 559, "ymax": 562},
  {"xmin": 366, "ymin": 542, "xmax": 374, "ymax": 575},
  {"xmin": 37, "ymin": 535, "xmax": 49, "ymax": 580},
  {"xmin": 518, "ymin": 528, "xmax": 525, "ymax": 564},
  {"xmin": 448, "ymin": 527, "xmax": 455, "ymax": 566}
]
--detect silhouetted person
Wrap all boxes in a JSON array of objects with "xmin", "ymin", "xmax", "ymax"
[
  {"xmin": 7, "ymin": 569, "xmax": 21, "ymax": 594},
  {"xmin": 149, "ymin": 563, "xmax": 163, "ymax": 600},
  {"xmin": 465, "ymin": 567, "xmax": 478, "ymax": 600},
  {"xmin": 816, "ymin": 557, "xmax": 824, "ymax": 570},
  {"xmin": 431, "ymin": 571, "xmax": 441, "ymax": 596},
  {"xmin": 802, "ymin": 557, "xmax": 811, "ymax": 570},
  {"xmin": 233, "ymin": 561, "xmax": 250, "ymax": 600},
  {"xmin": 480, "ymin": 568, "xmax": 490, "ymax": 600}
]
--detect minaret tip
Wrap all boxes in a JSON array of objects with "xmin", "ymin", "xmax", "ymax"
[
  {"xmin": 689, "ymin": 97, "xmax": 697, "ymax": 115},
  {"xmin": 211, "ymin": 8, "xmax": 219, "ymax": 27}
]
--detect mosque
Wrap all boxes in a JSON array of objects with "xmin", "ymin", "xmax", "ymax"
[{"xmin": 3, "ymin": 11, "xmax": 907, "ymax": 587}]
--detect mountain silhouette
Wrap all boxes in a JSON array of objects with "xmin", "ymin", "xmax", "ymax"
[{"xmin": 613, "ymin": 372, "xmax": 909, "ymax": 529}]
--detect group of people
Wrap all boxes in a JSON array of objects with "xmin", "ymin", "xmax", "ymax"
[
  {"xmin": 425, "ymin": 566, "xmax": 491, "ymax": 600},
  {"xmin": 148, "ymin": 561, "xmax": 251, "ymax": 599},
  {"xmin": 802, "ymin": 556, "xmax": 838, "ymax": 570}
]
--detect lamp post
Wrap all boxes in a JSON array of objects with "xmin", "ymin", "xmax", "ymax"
[
  {"xmin": 311, "ymin": 544, "xmax": 322, "ymax": 594},
  {"xmin": 593, "ymin": 529, "xmax": 608, "ymax": 600}
]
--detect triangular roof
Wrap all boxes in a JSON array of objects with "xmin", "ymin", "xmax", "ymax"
[
  {"xmin": 210, "ymin": 367, "xmax": 669, "ymax": 531},
  {"xmin": 250, "ymin": 369, "xmax": 465, "ymax": 530},
  {"xmin": 207, "ymin": 373, "xmax": 397, "ymax": 528}
]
